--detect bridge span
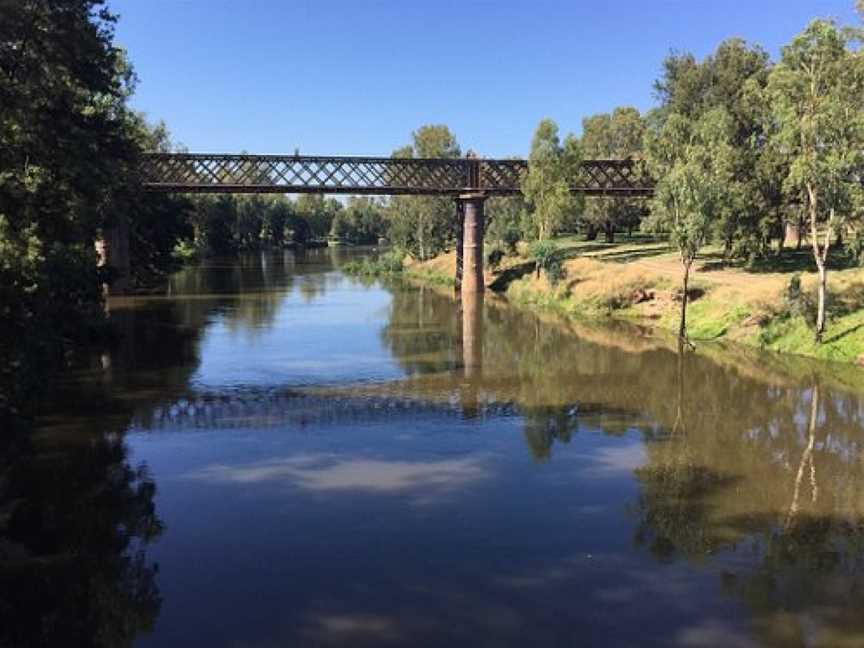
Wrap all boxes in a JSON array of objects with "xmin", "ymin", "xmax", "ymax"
[
  {"xmin": 101, "ymin": 152, "xmax": 653, "ymax": 295},
  {"xmin": 140, "ymin": 153, "xmax": 653, "ymax": 197}
]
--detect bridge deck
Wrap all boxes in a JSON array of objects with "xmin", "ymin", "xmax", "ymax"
[{"xmin": 140, "ymin": 153, "xmax": 654, "ymax": 196}]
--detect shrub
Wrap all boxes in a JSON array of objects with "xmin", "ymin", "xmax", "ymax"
[
  {"xmin": 486, "ymin": 246, "xmax": 505, "ymax": 270},
  {"xmin": 527, "ymin": 240, "xmax": 565, "ymax": 285}
]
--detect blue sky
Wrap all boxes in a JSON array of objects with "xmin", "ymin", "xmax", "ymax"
[{"xmin": 113, "ymin": 0, "xmax": 857, "ymax": 157}]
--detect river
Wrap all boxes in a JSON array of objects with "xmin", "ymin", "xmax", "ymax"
[{"xmin": 4, "ymin": 248, "xmax": 864, "ymax": 647}]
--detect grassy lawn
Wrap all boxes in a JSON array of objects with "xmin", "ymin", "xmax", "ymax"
[{"xmin": 475, "ymin": 233, "xmax": 864, "ymax": 365}]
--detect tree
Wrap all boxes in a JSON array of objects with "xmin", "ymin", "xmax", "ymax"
[
  {"xmin": 296, "ymin": 194, "xmax": 341, "ymax": 240},
  {"xmin": 580, "ymin": 107, "xmax": 646, "ymax": 242},
  {"xmin": 520, "ymin": 119, "xmax": 581, "ymax": 241},
  {"xmin": 644, "ymin": 109, "xmax": 736, "ymax": 342},
  {"xmin": 766, "ymin": 20, "xmax": 864, "ymax": 341},
  {"xmin": 329, "ymin": 196, "xmax": 388, "ymax": 244},
  {"xmin": 387, "ymin": 125, "xmax": 461, "ymax": 260},
  {"xmin": 654, "ymin": 39, "xmax": 775, "ymax": 260},
  {"xmin": 0, "ymin": 0, "xmax": 139, "ymax": 414}
]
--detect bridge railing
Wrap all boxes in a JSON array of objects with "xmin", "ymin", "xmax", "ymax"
[{"xmin": 140, "ymin": 153, "xmax": 653, "ymax": 196}]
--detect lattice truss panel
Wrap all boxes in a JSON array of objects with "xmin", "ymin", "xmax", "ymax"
[
  {"xmin": 141, "ymin": 154, "xmax": 653, "ymax": 195},
  {"xmin": 140, "ymin": 154, "xmax": 469, "ymax": 195}
]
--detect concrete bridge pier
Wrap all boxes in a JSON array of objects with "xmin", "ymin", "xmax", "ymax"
[
  {"xmin": 454, "ymin": 200, "xmax": 464, "ymax": 292},
  {"xmin": 459, "ymin": 193, "xmax": 486, "ymax": 293},
  {"xmin": 96, "ymin": 220, "xmax": 130, "ymax": 296}
]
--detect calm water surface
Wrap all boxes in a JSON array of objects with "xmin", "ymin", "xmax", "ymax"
[{"xmin": 6, "ymin": 248, "xmax": 864, "ymax": 647}]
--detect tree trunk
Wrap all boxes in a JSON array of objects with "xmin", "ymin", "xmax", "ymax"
[
  {"xmin": 815, "ymin": 262, "xmax": 827, "ymax": 342},
  {"xmin": 784, "ymin": 220, "xmax": 801, "ymax": 249},
  {"xmin": 603, "ymin": 220, "xmax": 615, "ymax": 243},
  {"xmin": 796, "ymin": 215, "xmax": 804, "ymax": 251},
  {"xmin": 584, "ymin": 223, "xmax": 598, "ymax": 241},
  {"xmin": 807, "ymin": 186, "xmax": 832, "ymax": 343},
  {"xmin": 679, "ymin": 259, "xmax": 692, "ymax": 341}
]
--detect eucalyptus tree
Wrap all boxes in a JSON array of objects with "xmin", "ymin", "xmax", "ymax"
[
  {"xmin": 387, "ymin": 125, "xmax": 461, "ymax": 260},
  {"xmin": 521, "ymin": 119, "xmax": 581, "ymax": 241},
  {"xmin": 580, "ymin": 107, "xmax": 646, "ymax": 242},
  {"xmin": 644, "ymin": 109, "xmax": 736, "ymax": 342},
  {"xmin": 766, "ymin": 20, "xmax": 864, "ymax": 342},
  {"xmin": 654, "ymin": 39, "xmax": 775, "ymax": 259}
]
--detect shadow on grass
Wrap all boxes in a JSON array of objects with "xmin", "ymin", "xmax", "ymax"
[
  {"xmin": 488, "ymin": 261, "xmax": 535, "ymax": 293},
  {"xmin": 822, "ymin": 323, "xmax": 864, "ymax": 345},
  {"xmin": 601, "ymin": 247, "xmax": 671, "ymax": 263},
  {"xmin": 748, "ymin": 250, "xmax": 857, "ymax": 274}
]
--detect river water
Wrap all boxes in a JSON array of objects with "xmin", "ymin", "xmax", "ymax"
[{"xmin": 5, "ymin": 248, "xmax": 864, "ymax": 647}]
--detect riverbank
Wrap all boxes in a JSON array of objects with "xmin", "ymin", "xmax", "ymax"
[{"xmin": 403, "ymin": 237, "xmax": 864, "ymax": 366}]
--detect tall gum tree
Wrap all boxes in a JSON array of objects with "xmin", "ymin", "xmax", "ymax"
[
  {"xmin": 645, "ymin": 108, "xmax": 736, "ymax": 342},
  {"xmin": 766, "ymin": 20, "xmax": 864, "ymax": 342},
  {"xmin": 387, "ymin": 125, "xmax": 460, "ymax": 260},
  {"xmin": 654, "ymin": 39, "xmax": 774, "ymax": 259},
  {"xmin": 521, "ymin": 119, "xmax": 581, "ymax": 241}
]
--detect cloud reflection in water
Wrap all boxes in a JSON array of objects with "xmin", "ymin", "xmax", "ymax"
[{"xmin": 187, "ymin": 453, "xmax": 489, "ymax": 502}]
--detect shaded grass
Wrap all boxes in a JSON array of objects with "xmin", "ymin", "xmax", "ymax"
[{"xmin": 754, "ymin": 308, "xmax": 864, "ymax": 363}]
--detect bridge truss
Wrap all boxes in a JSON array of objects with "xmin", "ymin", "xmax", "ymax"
[{"xmin": 140, "ymin": 153, "xmax": 654, "ymax": 196}]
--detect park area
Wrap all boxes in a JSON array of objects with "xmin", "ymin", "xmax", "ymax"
[{"xmin": 410, "ymin": 233, "xmax": 864, "ymax": 365}]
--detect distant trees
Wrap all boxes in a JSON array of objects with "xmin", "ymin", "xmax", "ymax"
[
  {"xmin": 330, "ymin": 197, "xmax": 388, "ymax": 244},
  {"xmin": 181, "ymin": 191, "xmax": 388, "ymax": 256},
  {"xmin": 580, "ymin": 107, "xmax": 646, "ymax": 242}
]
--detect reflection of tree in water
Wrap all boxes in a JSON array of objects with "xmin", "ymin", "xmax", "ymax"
[
  {"xmin": 375, "ymin": 281, "xmax": 864, "ymax": 642},
  {"xmin": 0, "ymin": 273, "xmax": 228, "ymax": 646},
  {"xmin": 379, "ymin": 285, "xmax": 462, "ymax": 375},
  {"xmin": 0, "ymin": 426, "xmax": 163, "ymax": 647},
  {"xmin": 521, "ymin": 405, "xmax": 581, "ymax": 461},
  {"xmin": 631, "ymin": 359, "xmax": 864, "ymax": 644}
]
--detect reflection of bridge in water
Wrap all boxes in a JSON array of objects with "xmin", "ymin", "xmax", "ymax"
[{"xmin": 135, "ymin": 390, "xmax": 535, "ymax": 431}]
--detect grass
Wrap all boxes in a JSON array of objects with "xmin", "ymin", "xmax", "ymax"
[
  {"xmin": 408, "ymin": 233, "xmax": 864, "ymax": 366},
  {"xmin": 342, "ymin": 251, "xmax": 404, "ymax": 277}
]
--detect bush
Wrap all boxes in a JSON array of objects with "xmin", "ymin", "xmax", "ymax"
[
  {"xmin": 342, "ymin": 250, "xmax": 404, "ymax": 277},
  {"xmin": 527, "ymin": 240, "xmax": 565, "ymax": 285},
  {"xmin": 782, "ymin": 273, "xmax": 818, "ymax": 330},
  {"xmin": 486, "ymin": 246, "xmax": 505, "ymax": 270}
]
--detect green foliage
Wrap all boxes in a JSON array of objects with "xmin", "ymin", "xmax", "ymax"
[
  {"xmin": 485, "ymin": 196, "xmax": 527, "ymax": 253},
  {"xmin": 528, "ymin": 239, "xmax": 565, "ymax": 285},
  {"xmin": 296, "ymin": 194, "xmax": 342, "ymax": 240},
  {"xmin": 486, "ymin": 245, "xmax": 505, "ymax": 270},
  {"xmin": 766, "ymin": 19, "xmax": 864, "ymax": 340},
  {"xmin": 580, "ymin": 107, "xmax": 647, "ymax": 242},
  {"xmin": 644, "ymin": 106, "xmax": 737, "ymax": 339},
  {"xmin": 645, "ymin": 109, "xmax": 736, "ymax": 262},
  {"xmin": 342, "ymin": 250, "xmax": 404, "ymax": 277},
  {"xmin": 521, "ymin": 119, "xmax": 582, "ymax": 241},
  {"xmin": 387, "ymin": 125, "xmax": 461, "ymax": 260},
  {"xmin": 654, "ymin": 39, "xmax": 776, "ymax": 260},
  {"xmin": 0, "ymin": 0, "xmax": 140, "ymax": 414},
  {"xmin": 329, "ymin": 197, "xmax": 388, "ymax": 244}
]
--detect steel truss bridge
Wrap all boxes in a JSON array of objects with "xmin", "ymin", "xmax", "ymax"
[{"xmin": 140, "ymin": 153, "xmax": 654, "ymax": 196}]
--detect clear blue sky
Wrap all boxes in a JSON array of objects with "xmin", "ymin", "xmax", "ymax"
[{"xmin": 112, "ymin": 0, "xmax": 857, "ymax": 158}]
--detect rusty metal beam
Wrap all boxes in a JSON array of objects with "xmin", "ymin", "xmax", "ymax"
[{"xmin": 140, "ymin": 153, "xmax": 654, "ymax": 196}]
